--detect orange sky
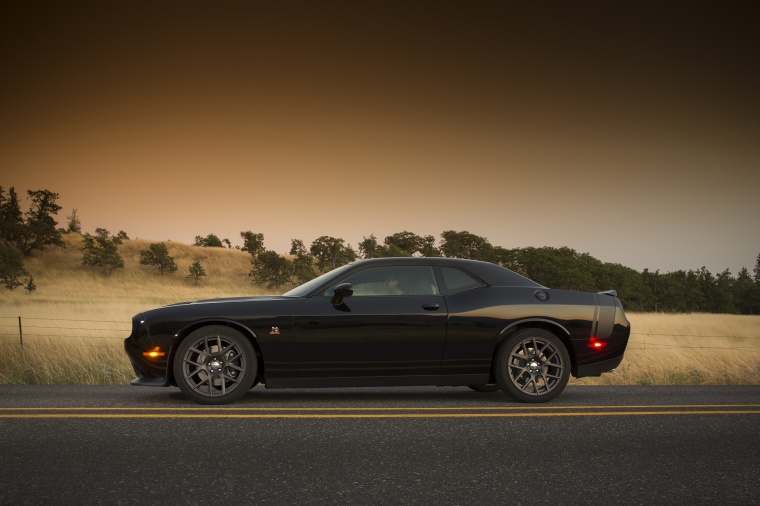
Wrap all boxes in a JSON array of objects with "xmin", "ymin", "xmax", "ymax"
[{"xmin": 2, "ymin": 2, "xmax": 759, "ymax": 274}]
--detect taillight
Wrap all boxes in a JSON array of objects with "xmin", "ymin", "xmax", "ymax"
[{"xmin": 588, "ymin": 337, "xmax": 607, "ymax": 350}]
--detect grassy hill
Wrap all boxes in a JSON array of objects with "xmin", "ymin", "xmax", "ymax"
[{"xmin": 6, "ymin": 233, "xmax": 274, "ymax": 305}]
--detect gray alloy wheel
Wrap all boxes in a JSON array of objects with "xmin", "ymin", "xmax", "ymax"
[
  {"xmin": 467, "ymin": 384, "xmax": 500, "ymax": 393},
  {"xmin": 495, "ymin": 328, "xmax": 570, "ymax": 403},
  {"xmin": 173, "ymin": 325, "xmax": 257, "ymax": 405}
]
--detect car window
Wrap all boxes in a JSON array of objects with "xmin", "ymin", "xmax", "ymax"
[
  {"xmin": 323, "ymin": 266, "xmax": 440, "ymax": 296},
  {"xmin": 439, "ymin": 267, "xmax": 485, "ymax": 294}
]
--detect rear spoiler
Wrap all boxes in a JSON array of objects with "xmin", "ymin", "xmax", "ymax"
[{"xmin": 597, "ymin": 290, "xmax": 617, "ymax": 297}]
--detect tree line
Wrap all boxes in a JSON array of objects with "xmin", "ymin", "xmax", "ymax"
[{"xmin": 2, "ymin": 186, "xmax": 760, "ymax": 313}]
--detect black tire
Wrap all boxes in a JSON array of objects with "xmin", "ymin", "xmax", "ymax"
[
  {"xmin": 467, "ymin": 384, "xmax": 500, "ymax": 393},
  {"xmin": 495, "ymin": 328, "xmax": 570, "ymax": 403},
  {"xmin": 173, "ymin": 325, "xmax": 258, "ymax": 405}
]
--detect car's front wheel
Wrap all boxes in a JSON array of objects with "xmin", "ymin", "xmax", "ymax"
[
  {"xmin": 495, "ymin": 328, "xmax": 570, "ymax": 403},
  {"xmin": 173, "ymin": 325, "xmax": 258, "ymax": 405}
]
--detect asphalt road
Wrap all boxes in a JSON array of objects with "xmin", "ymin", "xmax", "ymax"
[{"xmin": 1, "ymin": 385, "xmax": 758, "ymax": 505}]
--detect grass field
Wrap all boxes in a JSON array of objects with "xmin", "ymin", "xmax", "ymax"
[{"xmin": 1, "ymin": 234, "xmax": 758, "ymax": 385}]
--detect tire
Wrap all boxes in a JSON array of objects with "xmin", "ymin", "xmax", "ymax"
[
  {"xmin": 467, "ymin": 384, "xmax": 500, "ymax": 393},
  {"xmin": 495, "ymin": 328, "xmax": 570, "ymax": 403},
  {"xmin": 173, "ymin": 325, "xmax": 258, "ymax": 405}
]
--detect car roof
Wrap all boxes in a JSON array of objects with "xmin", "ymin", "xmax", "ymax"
[{"xmin": 347, "ymin": 257, "xmax": 543, "ymax": 288}]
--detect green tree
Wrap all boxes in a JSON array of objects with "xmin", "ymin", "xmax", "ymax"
[
  {"xmin": 250, "ymin": 250, "xmax": 292, "ymax": 289},
  {"xmin": 116, "ymin": 230, "xmax": 129, "ymax": 241},
  {"xmin": 139, "ymin": 243, "xmax": 178, "ymax": 275},
  {"xmin": 712, "ymin": 269, "xmax": 736, "ymax": 313},
  {"xmin": 0, "ymin": 242, "xmax": 27, "ymax": 290},
  {"xmin": 187, "ymin": 261, "xmax": 206, "ymax": 285},
  {"xmin": 19, "ymin": 189, "xmax": 63, "ymax": 256},
  {"xmin": 358, "ymin": 234, "xmax": 379, "ymax": 259},
  {"xmin": 290, "ymin": 239, "xmax": 316, "ymax": 284},
  {"xmin": 0, "ymin": 187, "xmax": 24, "ymax": 246},
  {"xmin": 66, "ymin": 209, "xmax": 82, "ymax": 234},
  {"xmin": 439, "ymin": 230, "xmax": 495, "ymax": 261},
  {"xmin": 82, "ymin": 229, "xmax": 124, "ymax": 276},
  {"xmin": 240, "ymin": 231, "xmax": 265, "ymax": 257},
  {"xmin": 310, "ymin": 236, "xmax": 357, "ymax": 271},
  {"xmin": 193, "ymin": 234, "xmax": 224, "ymax": 247},
  {"xmin": 733, "ymin": 267, "xmax": 758, "ymax": 315},
  {"xmin": 381, "ymin": 231, "xmax": 439, "ymax": 257},
  {"xmin": 24, "ymin": 275, "xmax": 36, "ymax": 295},
  {"xmin": 510, "ymin": 246, "xmax": 595, "ymax": 291}
]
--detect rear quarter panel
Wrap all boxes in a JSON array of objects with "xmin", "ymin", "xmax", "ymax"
[{"xmin": 441, "ymin": 286, "xmax": 602, "ymax": 376}]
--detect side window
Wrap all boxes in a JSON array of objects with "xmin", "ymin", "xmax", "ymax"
[
  {"xmin": 323, "ymin": 266, "xmax": 440, "ymax": 296},
  {"xmin": 439, "ymin": 267, "xmax": 484, "ymax": 294}
]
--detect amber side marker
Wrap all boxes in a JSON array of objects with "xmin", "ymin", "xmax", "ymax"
[{"xmin": 143, "ymin": 347, "xmax": 165, "ymax": 358}]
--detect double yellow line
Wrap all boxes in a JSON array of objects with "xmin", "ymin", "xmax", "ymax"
[{"xmin": 1, "ymin": 404, "xmax": 758, "ymax": 419}]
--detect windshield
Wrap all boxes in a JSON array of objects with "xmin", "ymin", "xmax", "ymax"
[{"xmin": 282, "ymin": 263, "xmax": 356, "ymax": 297}]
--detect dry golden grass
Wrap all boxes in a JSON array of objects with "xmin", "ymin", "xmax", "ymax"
[
  {"xmin": 571, "ymin": 313, "xmax": 760, "ymax": 386},
  {"xmin": 1, "ymin": 235, "xmax": 759, "ymax": 385}
]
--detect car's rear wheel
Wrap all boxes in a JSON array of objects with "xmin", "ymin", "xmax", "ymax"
[
  {"xmin": 495, "ymin": 328, "xmax": 570, "ymax": 403},
  {"xmin": 467, "ymin": 384, "xmax": 500, "ymax": 392},
  {"xmin": 173, "ymin": 325, "xmax": 257, "ymax": 405}
]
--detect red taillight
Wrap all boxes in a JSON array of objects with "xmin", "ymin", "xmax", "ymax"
[{"xmin": 588, "ymin": 337, "xmax": 607, "ymax": 350}]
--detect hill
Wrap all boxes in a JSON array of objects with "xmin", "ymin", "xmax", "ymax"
[{"xmin": 2, "ymin": 233, "xmax": 274, "ymax": 306}]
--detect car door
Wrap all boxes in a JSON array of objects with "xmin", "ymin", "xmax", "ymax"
[{"xmin": 293, "ymin": 265, "xmax": 448, "ymax": 378}]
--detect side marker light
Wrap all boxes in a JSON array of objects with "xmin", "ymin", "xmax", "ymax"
[
  {"xmin": 143, "ymin": 347, "xmax": 165, "ymax": 358},
  {"xmin": 588, "ymin": 337, "xmax": 607, "ymax": 350}
]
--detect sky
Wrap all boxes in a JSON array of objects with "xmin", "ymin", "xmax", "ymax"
[{"xmin": 2, "ymin": 1, "xmax": 759, "ymax": 275}]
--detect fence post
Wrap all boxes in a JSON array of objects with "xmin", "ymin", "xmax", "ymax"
[{"xmin": 18, "ymin": 316, "xmax": 23, "ymax": 349}]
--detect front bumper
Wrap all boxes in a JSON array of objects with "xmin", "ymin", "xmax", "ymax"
[{"xmin": 124, "ymin": 335, "xmax": 171, "ymax": 387}]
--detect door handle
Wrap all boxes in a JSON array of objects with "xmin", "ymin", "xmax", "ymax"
[{"xmin": 421, "ymin": 304, "xmax": 440, "ymax": 311}]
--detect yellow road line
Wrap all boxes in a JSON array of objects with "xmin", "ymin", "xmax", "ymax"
[
  {"xmin": 1, "ymin": 410, "xmax": 759, "ymax": 419},
  {"xmin": 1, "ymin": 404, "xmax": 758, "ymax": 411}
]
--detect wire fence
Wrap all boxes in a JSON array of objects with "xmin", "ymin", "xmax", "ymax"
[
  {"xmin": 0, "ymin": 316, "xmax": 130, "ymax": 349},
  {"xmin": 1, "ymin": 316, "xmax": 759, "ymax": 353}
]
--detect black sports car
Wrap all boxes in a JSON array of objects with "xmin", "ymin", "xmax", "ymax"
[{"xmin": 125, "ymin": 257, "xmax": 630, "ymax": 404}]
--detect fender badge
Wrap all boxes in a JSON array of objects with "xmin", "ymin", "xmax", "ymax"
[{"xmin": 269, "ymin": 327, "xmax": 280, "ymax": 335}]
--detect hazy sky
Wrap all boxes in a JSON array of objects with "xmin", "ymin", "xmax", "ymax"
[{"xmin": 2, "ymin": 1, "xmax": 759, "ymax": 275}]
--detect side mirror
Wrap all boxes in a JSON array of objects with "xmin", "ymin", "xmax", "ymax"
[{"xmin": 331, "ymin": 283, "xmax": 353, "ymax": 306}]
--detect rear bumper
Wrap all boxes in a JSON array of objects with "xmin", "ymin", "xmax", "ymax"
[{"xmin": 575, "ymin": 355, "xmax": 624, "ymax": 378}]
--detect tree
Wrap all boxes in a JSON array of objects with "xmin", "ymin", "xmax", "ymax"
[
  {"xmin": 82, "ymin": 229, "xmax": 124, "ymax": 276},
  {"xmin": 193, "ymin": 234, "xmax": 223, "ymax": 247},
  {"xmin": 712, "ymin": 268, "xmax": 736, "ymax": 314},
  {"xmin": 66, "ymin": 209, "xmax": 82, "ymax": 234},
  {"xmin": 139, "ymin": 243, "xmax": 178, "ymax": 275},
  {"xmin": 24, "ymin": 276, "xmax": 36, "ymax": 295},
  {"xmin": 0, "ymin": 242, "xmax": 26, "ymax": 290},
  {"xmin": 439, "ymin": 230, "xmax": 495, "ymax": 261},
  {"xmin": 0, "ymin": 187, "xmax": 63, "ymax": 257},
  {"xmin": 733, "ymin": 267, "xmax": 758, "ymax": 315},
  {"xmin": 290, "ymin": 239, "xmax": 316, "ymax": 284},
  {"xmin": 187, "ymin": 261, "xmax": 206, "ymax": 285},
  {"xmin": 382, "ymin": 231, "xmax": 440, "ymax": 257},
  {"xmin": 116, "ymin": 230, "xmax": 129, "ymax": 241},
  {"xmin": 358, "ymin": 234, "xmax": 379, "ymax": 259},
  {"xmin": 19, "ymin": 189, "xmax": 63, "ymax": 255},
  {"xmin": 0, "ymin": 187, "xmax": 24, "ymax": 246},
  {"xmin": 250, "ymin": 250, "xmax": 291, "ymax": 289},
  {"xmin": 222, "ymin": 238, "xmax": 232, "ymax": 249},
  {"xmin": 310, "ymin": 236, "xmax": 357, "ymax": 271},
  {"xmin": 240, "ymin": 231, "xmax": 265, "ymax": 257}
]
